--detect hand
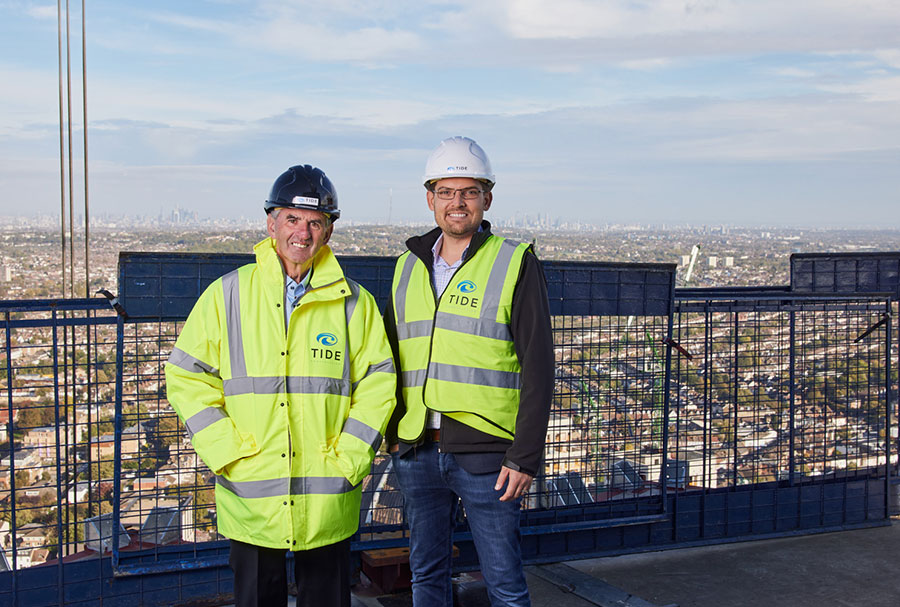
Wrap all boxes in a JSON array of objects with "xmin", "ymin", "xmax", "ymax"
[{"xmin": 494, "ymin": 466, "xmax": 533, "ymax": 502}]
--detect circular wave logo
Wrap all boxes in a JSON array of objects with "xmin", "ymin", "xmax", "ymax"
[
  {"xmin": 457, "ymin": 280, "xmax": 477, "ymax": 293},
  {"xmin": 316, "ymin": 332, "xmax": 338, "ymax": 346}
]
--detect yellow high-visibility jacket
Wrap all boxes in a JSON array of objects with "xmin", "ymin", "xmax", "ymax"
[
  {"xmin": 391, "ymin": 234, "xmax": 530, "ymax": 441},
  {"xmin": 165, "ymin": 238, "xmax": 396, "ymax": 550}
]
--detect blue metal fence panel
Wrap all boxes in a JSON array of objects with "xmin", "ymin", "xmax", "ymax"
[
  {"xmin": 118, "ymin": 252, "xmax": 253, "ymax": 321},
  {"xmin": 117, "ymin": 252, "xmax": 676, "ymax": 319},
  {"xmin": 791, "ymin": 252, "xmax": 900, "ymax": 297},
  {"xmin": 544, "ymin": 261, "xmax": 675, "ymax": 317}
]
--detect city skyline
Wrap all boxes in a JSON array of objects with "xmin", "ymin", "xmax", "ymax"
[{"xmin": 1, "ymin": 1, "xmax": 899, "ymax": 227}]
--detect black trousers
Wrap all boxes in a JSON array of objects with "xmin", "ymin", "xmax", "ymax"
[{"xmin": 229, "ymin": 538, "xmax": 351, "ymax": 607}]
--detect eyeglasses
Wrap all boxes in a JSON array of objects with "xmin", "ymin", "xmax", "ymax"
[{"xmin": 433, "ymin": 187, "xmax": 484, "ymax": 200}]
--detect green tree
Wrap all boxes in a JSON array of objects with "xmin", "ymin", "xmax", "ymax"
[
  {"xmin": 14, "ymin": 470, "xmax": 31, "ymax": 487},
  {"xmin": 14, "ymin": 400, "xmax": 56, "ymax": 431}
]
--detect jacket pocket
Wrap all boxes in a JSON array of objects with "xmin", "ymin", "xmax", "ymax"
[{"xmin": 321, "ymin": 441, "xmax": 356, "ymax": 483}]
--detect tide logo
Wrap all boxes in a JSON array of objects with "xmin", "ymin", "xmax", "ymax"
[
  {"xmin": 316, "ymin": 333, "xmax": 338, "ymax": 346},
  {"xmin": 311, "ymin": 332, "xmax": 342, "ymax": 361},
  {"xmin": 457, "ymin": 280, "xmax": 477, "ymax": 293},
  {"xmin": 447, "ymin": 281, "xmax": 479, "ymax": 308}
]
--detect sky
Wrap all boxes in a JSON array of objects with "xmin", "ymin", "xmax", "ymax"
[{"xmin": 1, "ymin": 0, "xmax": 899, "ymax": 227}]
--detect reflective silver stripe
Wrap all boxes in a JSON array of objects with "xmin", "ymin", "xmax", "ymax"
[
  {"xmin": 479, "ymin": 238, "xmax": 520, "ymax": 322},
  {"xmin": 216, "ymin": 476, "xmax": 287, "ymax": 498},
  {"xmin": 224, "ymin": 376, "xmax": 283, "ymax": 396},
  {"xmin": 369, "ymin": 358, "xmax": 395, "ymax": 376},
  {"xmin": 429, "ymin": 362, "xmax": 520, "ymax": 390},
  {"xmin": 223, "ymin": 376, "xmax": 351, "ymax": 397},
  {"xmin": 216, "ymin": 475, "xmax": 358, "ymax": 498},
  {"xmin": 287, "ymin": 376, "xmax": 351, "ymax": 397},
  {"xmin": 221, "ymin": 270, "xmax": 247, "ymax": 378},
  {"xmin": 168, "ymin": 347, "xmax": 219, "ymax": 377},
  {"xmin": 342, "ymin": 417, "xmax": 383, "ymax": 452},
  {"xmin": 291, "ymin": 476, "xmax": 357, "ymax": 495},
  {"xmin": 342, "ymin": 280, "xmax": 357, "ymax": 391},
  {"xmin": 184, "ymin": 407, "xmax": 228, "ymax": 437},
  {"xmin": 434, "ymin": 312, "xmax": 512, "ymax": 341},
  {"xmin": 344, "ymin": 279, "xmax": 360, "ymax": 324},
  {"xmin": 394, "ymin": 254, "xmax": 417, "ymax": 326},
  {"xmin": 363, "ymin": 358, "xmax": 395, "ymax": 379},
  {"xmin": 402, "ymin": 368, "xmax": 427, "ymax": 388},
  {"xmin": 352, "ymin": 358, "xmax": 396, "ymax": 392},
  {"xmin": 397, "ymin": 319, "xmax": 432, "ymax": 340}
]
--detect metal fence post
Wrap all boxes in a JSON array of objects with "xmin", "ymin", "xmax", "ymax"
[
  {"xmin": 789, "ymin": 307, "xmax": 796, "ymax": 486},
  {"xmin": 112, "ymin": 313, "xmax": 125, "ymax": 571}
]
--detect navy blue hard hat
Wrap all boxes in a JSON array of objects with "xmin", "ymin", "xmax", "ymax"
[{"xmin": 264, "ymin": 164, "xmax": 340, "ymax": 220}]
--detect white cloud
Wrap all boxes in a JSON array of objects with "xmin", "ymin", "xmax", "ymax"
[
  {"xmin": 503, "ymin": 0, "xmax": 736, "ymax": 40},
  {"xmin": 138, "ymin": 3, "xmax": 429, "ymax": 65},
  {"xmin": 143, "ymin": 11, "xmax": 234, "ymax": 35},
  {"xmin": 632, "ymin": 95, "xmax": 900, "ymax": 161},
  {"xmin": 252, "ymin": 20, "xmax": 423, "ymax": 63},
  {"xmin": 500, "ymin": 1, "xmax": 900, "ymax": 55},
  {"xmin": 818, "ymin": 75, "xmax": 900, "ymax": 103},
  {"xmin": 771, "ymin": 67, "xmax": 816, "ymax": 79},
  {"xmin": 872, "ymin": 49, "xmax": 900, "ymax": 69},
  {"xmin": 0, "ymin": 65, "xmax": 62, "ymax": 133},
  {"xmin": 26, "ymin": 4, "xmax": 56, "ymax": 20},
  {"xmin": 93, "ymin": 5, "xmax": 429, "ymax": 66},
  {"xmin": 617, "ymin": 58, "xmax": 674, "ymax": 71}
]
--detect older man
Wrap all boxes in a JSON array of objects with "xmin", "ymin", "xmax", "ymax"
[
  {"xmin": 385, "ymin": 137, "xmax": 554, "ymax": 606},
  {"xmin": 166, "ymin": 164, "xmax": 396, "ymax": 607}
]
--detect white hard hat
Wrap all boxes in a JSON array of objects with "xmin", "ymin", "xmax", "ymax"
[{"xmin": 423, "ymin": 136, "xmax": 495, "ymax": 188}]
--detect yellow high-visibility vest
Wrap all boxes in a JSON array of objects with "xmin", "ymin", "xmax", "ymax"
[
  {"xmin": 392, "ymin": 235, "xmax": 530, "ymax": 441},
  {"xmin": 165, "ymin": 238, "xmax": 396, "ymax": 550}
]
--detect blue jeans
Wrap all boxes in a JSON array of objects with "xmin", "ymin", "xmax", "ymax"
[{"xmin": 392, "ymin": 443, "xmax": 530, "ymax": 607}]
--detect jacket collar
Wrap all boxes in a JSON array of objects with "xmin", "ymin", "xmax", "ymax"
[
  {"xmin": 254, "ymin": 238, "xmax": 347, "ymax": 297},
  {"xmin": 406, "ymin": 221, "xmax": 493, "ymax": 267}
]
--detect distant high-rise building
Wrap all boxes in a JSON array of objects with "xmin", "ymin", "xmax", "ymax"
[
  {"xmin": 708, "ymin": 256, "xmax": 718, "ymax": 268},
  {"xmin": 725, "ymin": 257, "xmax": 734, "ymax": 267}
]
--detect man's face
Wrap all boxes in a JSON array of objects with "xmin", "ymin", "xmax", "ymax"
[
  {"xmin": 426, "ymin": 177, "xmax": 492, "ymax": 240},
  {"xmin": 266, "ymin": 207, "xmax": 333, "ymax": 278}
]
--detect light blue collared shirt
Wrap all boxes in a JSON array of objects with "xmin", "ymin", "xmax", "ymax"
[
  {"xmin": 431, "ymin": 225, "xmax": 482, "ymax": 296},
  {"xmin": 431, "ymin": 234, "xmax": 465, "ymax": 297},
  {"xmin": 284, "ymin": 270, "xmax": 312, "ymax": 327}
]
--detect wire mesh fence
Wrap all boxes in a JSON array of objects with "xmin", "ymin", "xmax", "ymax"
[
  {"xmin": 1, "ymin": 300, "xmax": 119, "ymax": 572},
  {"xmin": 541, "ymin": 314, "xmax": 670, "ymax": 509},
  {"xmin": 0, "ymin": 258, "xmax": 896, "ymax": 605},
  {"xmin": 670, "ymin": 293, "xmax": 894, "ymax": 499},
  {"xmin": 113, "ymin": 317, "xmax": 219, "ymax": 562},
  {"xmin": 2, "ymin": 292, "xmax": 894, "ymax": 572}
]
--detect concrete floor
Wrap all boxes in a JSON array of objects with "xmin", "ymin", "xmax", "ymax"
[
  {"xmin": 569, "ymin": 520, "xmax": 900, "ymax": 607},
  {"xmin": 348, "ymin": 519, "xmax": 900, "ymax": 607}
]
